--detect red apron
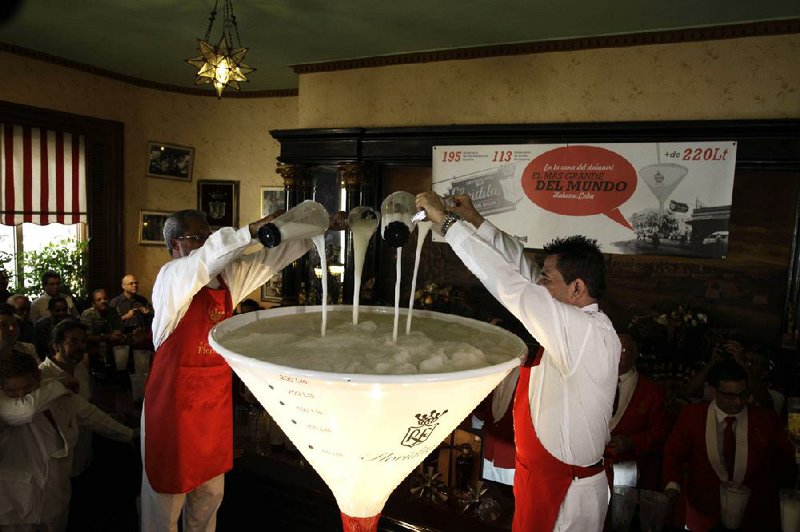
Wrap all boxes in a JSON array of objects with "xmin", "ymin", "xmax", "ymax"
[
  {"xmin": 512, "ymin": 348, "xmax": 604, "ymax": 531},
  {"xmin": 145, "ymin": 281, "xmax": 233, "ymax": 494}
]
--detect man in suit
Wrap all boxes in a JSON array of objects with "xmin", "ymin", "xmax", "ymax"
[
  {"xmin": 663, "ymin": 360, "xmax": 796, "ymax": 531},
  {"xmin": 605, "ymin": 332, "xmax": 671, "ymax": 491}
]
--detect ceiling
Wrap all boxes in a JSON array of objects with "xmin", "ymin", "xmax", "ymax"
[{"xmin": 1, "ymin": 0, "xmax": 798, "ymax": 93}]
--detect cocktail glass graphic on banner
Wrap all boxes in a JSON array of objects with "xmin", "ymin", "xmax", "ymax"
[
  {"xmin": 348, "ymin": 206, "xmax": 380, "ymax": 326},
  {"xmin": 209, "ymin": 305, "xmax": 526, "ymax": 532},
  {"xmin": 638, "ymin": 163, "xmax": 689, "ymax": 226}
]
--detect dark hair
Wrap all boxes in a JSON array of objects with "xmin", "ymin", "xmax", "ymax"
[
  {"xmin": 163, "ymin": 209, "xmax": 207, "ymax": 253},
  {"xmin": 0, "ymin": 302, "xmax": 14, "ymax": 317},
  {"xmin": 91, "ymin": 288, "xmax": 107, "ymax": 299},
  {"xmin": 48, "ymin": 297, "xmax": 67, "ymax": 311},
  {"xmin": 543, "ymin": 235, "xmax": 606, "ymax": 299},
  {"xmin": 0, "ymin": 351, "xmax": 40, "ymax": 380},
  {"xmin": 239, "ymin": 299, "xmax": 261, "ymax": 312},
  {"xmin": 618, "ymin": 330, "xmax": 640, "ymax": 351},
  {"xmin": 708, "ymin": 359, "xmax": 747, "ymax": 389},
  {"xmin": 41, "ymin": 271, "xmax": 60, "ymax": 287},
  {"xmin": 51, "ymin": 318, "xmax": 87, "ymax": 347}
]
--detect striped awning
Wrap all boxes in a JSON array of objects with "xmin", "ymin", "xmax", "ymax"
[{"xmin": 0, "ymin": 123, "xmax": 87, "ymax": 225}]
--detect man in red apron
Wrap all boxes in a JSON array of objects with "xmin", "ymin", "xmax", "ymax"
[
  {"xmin": 141, "ymin": 209, "xmax": 316, "ymax": 532},
  {"xmin": 417, "ymin": 192, "xmax": 620, "ymax": 531}
]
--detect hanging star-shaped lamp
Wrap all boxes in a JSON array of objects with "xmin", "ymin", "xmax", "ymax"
[{"xmin": 186, "ymin": 0, "xmax": 256, "ymax": 98}]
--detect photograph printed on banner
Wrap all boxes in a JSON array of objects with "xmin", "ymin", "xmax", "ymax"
[{"xmin": 432, "ymin": 142, "xmax": 737, "ymax": 259}]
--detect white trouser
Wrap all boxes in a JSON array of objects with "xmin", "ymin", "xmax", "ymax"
[
  {"xmin": 140, "ymin": 470, "xmax": 224, "ymax": 532},
  {"xmin": 553, "ymin": 471, "xmax": 610, "ymax": 531},
  {"xmin": 140, "ymin": 404, "xmax": 225, "ymax": 532}
]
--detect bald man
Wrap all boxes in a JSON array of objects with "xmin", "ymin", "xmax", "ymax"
[{"xmin": 109, "ymin": 274, "xmax": 153, "ymax": 336}]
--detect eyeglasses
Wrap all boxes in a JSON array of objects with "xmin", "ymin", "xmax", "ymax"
[
  {"xmin": 716, "ymin": 390, "xmax": 750, "ymax": 401},
  {"xmin": 176, "ymin": 234, "xmax": 209, "ymax": 243}
]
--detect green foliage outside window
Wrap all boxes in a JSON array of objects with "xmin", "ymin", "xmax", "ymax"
[{"xmin": 0, "ymin": 238, "xmax": 88, "ymax": 301}]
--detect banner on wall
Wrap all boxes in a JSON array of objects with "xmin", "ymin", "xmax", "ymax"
[{"xmin": 432, "ymin": 142, "xmax": 737, "ymax": 258}]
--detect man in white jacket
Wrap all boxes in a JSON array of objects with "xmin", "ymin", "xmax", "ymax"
[
  {"xmin": 0, "ymin": 350, "xmax": 134, "ymax": 531},
  {"xmin": 416, "ymin": 192, "xmax": 619, "ymax": 532}
]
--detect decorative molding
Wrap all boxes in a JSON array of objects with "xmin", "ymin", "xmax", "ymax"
[
  {"xmin": 4, "ymin": 18, "xmax": 797, "ymax": 94},
  {"xmin": 0, "ymin": 41, "xmax": 298, "ymax": 98},
  {"xmin": 292, "ymin": 18, "xmax": 800, "ymax": 75}
]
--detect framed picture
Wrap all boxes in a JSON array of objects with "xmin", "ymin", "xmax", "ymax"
[
  {"xmin": 197, "ymin": 180, "xmax": 239, "ymax": 229},
  {"xmin": 261, "ymin": 273, "xmax": 283, "ymax": 303},
  {"xmin": 139, "ymin": 210, "xmax": 170, "ymax": 246},
  {"xmin": 146, "ymin": 142, "xmax": 194, "ymax": 181},
  {"xmin": 261, "ymin": 186, "xmax": 285, "ymax": 218}
]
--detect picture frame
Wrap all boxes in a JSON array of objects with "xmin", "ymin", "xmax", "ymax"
[
  {"xmin": 146, "ymin": 141, "xmax": 194, "ymax": 181},
  {"xmin": 261, "ymin": 186, "xmax": 285, "ymax": 218},
  {"xmin": 139, "ymin": 210, "xmax": 170, "ymax": 246},
  {"xmin": 197, "ymin": 180, "xmax": 239, "ymax": 229},
  {"xmin": 261, "ymin": 273, "xmax": 283, "ymax": 303}
]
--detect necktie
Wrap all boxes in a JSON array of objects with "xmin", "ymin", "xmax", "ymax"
[
  {"xmin": 612, "ymin": 380, "xmax": 621, "ymax": 417},
  {"xmin": 723, "ymin": 416, "xmax": 736, "ymax": 479}
]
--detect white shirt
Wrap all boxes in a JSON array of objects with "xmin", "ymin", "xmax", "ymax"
[
  {"xmin": 666, "ymin": 401, "xmax": 749, "ymax": 493},
  {"xmin": 609, "ymin": 368, "xmax": 638, "ymax": 431},
  {"xmin": 151, "ymin": 226, "xmax": 312, "ymax": 349},
  {"xmin": 0, "ymin": 390, "xmax": 132, "ymax": 526},
  {"xmin": 29, "ymin": 293, "xmax": 80, "ymax": 323},
  {"xmin": 0, "ymin": 409, "xmax": 67, "ymax": 525},
  {"xmin": 446, "ymin": 221, "xmax": 620, "ymax": 466},
  {"xmin": 0, "ymin": 379, "xmax": 69, "ymax": 427},
  {"xmin": 39, "ymin": 357, "xmax": 92, "ymax": 476}
]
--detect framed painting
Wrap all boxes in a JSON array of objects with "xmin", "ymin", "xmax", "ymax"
[
  {"xmin": 261, "ymin": 274, "xmax": 283, "ymax": 303},
  {"xmin": 261, "ymin": 186, "xmax": 285, "ymax": 218},
  {"xmin": 198, "ymin": 180, "xmax": 239, "ymax": 229},
  {"xmin": 146, "ymin": 142, "xmax": 194, "ymax": 181},
  {"xmin": 139, "ymin": 210, "xmax": 170, "ymax": 246}
]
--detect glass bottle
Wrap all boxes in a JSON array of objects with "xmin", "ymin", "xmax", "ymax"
[
  {"xmin": 380, "ymin": 191, "xmax": 415, "ymax": 248},
  {"xmin": 455, "ymin": 443, "xmax": 475, "ymax": 490},
  {"xmin": 257, "ymin": 200, "xmax": 329, "ymax": 248}
]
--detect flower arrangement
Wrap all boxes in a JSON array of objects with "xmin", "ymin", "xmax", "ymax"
[
  {"xmin": 628, "ymin": 304, "xmax": 712, "ymax": 415},
  {"xmin": 628, "ymin": 304, "xmax": 709, "ymax": 362}
]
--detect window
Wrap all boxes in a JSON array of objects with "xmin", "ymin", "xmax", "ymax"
[
  {"xmin": 0, "ymin": 222, "xmax": 86, "ymax": 295},
  {"xmin": 0, "ymin": 121, "xmax": 89, "ymax": 297}
]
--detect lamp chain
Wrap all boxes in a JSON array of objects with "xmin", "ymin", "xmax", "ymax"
[{"xmin": 203, "ymin": 0, "xmax": 219, "ymax": 41}]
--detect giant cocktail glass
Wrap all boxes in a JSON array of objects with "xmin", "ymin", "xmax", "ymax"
[
  {"xmin": 209, "ymin": 305, "xmax": 527, "ymax": 531},
  {"xmin": 638, "ymin": 163, "xmax": 689, "ymax": 226}
]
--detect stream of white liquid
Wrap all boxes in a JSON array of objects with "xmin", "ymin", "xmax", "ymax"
[
  {"xmin": 392, "ymin": 248, "xmax": 402, "ymax": 344},
  {"xmin": 350, "ymin": 218, "xmax": 379, "ymax": 325},
  {"xmin": 406, "ymin": 221, "xmax": 431, "ymax": 335},
  {"xmin": 312, "ymin": 234, "xmax": 328, "ymax": 337}
]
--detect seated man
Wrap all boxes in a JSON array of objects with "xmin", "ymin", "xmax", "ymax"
[
  {"xmin": 0, "ymin": 303, "xmax": 39, "ymax": 365},
  {"xmin": 0, "ymin": 303, "xmax": 40, "ymax": 363},
  {"xmin": 663, "ymin": 360, "xmax": 796, "ymax": 531},
  {"xmin": 604, "ymin": 332, "xmax": 671, "ymax": 491},
  {"xmin": 9, "ymin": 295, "xmax": 35, "ymax": 344},
  {"xmin": 109, "ymin": 274, "xmax": 153, "ymax": 339},
  {"xmin": 0, "ymin": 351, "xmax": 134, "ymax": 531},
  {"xmin": 29, "ymin": 271, "xmax": 79, "ymax": 323},
  {"xmin": 80, "ymin": 289, "xmax": 124, "ymax": 360},
  {"xmin": 33, "ymin": 297, "xmax": 70, "ymax": 360}
]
